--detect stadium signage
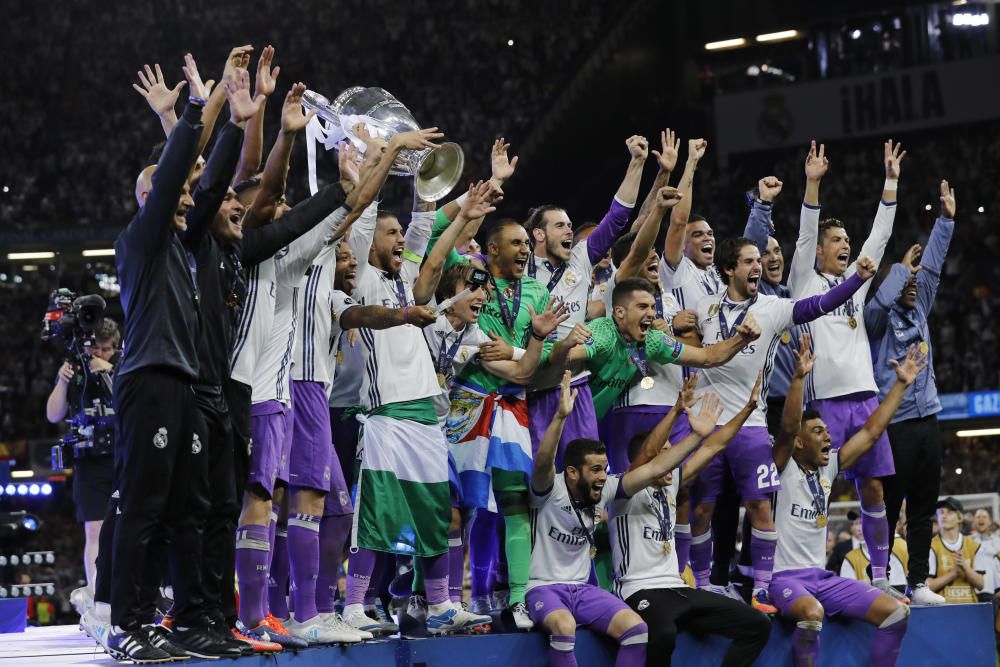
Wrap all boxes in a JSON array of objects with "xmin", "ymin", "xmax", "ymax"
[{"xmin": 938, "ymin": 390, "xmax": 1000, "ymax": 421}]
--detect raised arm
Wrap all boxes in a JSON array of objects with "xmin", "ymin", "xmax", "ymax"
[
  {"xmin": 232, "ymin": 45, "xmax": 279, "ymax": 185},
  {"xmin": 196, "ymin": 46, "xmax": 252, "ymax": 157},
  {"xmin": 677, "ymin": 313, "xmax": 761, "ymax": 369},
  {"xmin": 132, "ymin": 63, "xmax": 186, "ymax": 136},
  {"xmin": 631, "ymin": 128, "xmax": 679, "ymax": 232},
  {"xmin": 663, "ymin": 138, "xmax": 707, "ymax": 268},
  {"xmin": 789, "ymin": 141, "xmax": 828, "ymax": 295},
  {"xmin": 627, "ymin": 375, "xmax": 698, "ymax": 471},
  {"xmin": 790, "ymin": 256, "xmax": 874, "ymax": 325},
  {"xmin": 773, "ymin": 334, "xmax": 813, "ymax": 472},
  {"xmin": 683, "ymin": 373, "xmax": 761, "ymax": 481},
  {"xmin": 583, "ymin": 136, "xmax": 646, "ymax": 263},
  {"xmin": 547, "ymin": 322, "xmax": 592, "ymax": 368},
  {"xmin": 744, "ymin": 177, "xmax": 783, "ymax": 253},
  {"xmin": 482, "ymin": 297, "xmax": 570, "ymax": 384},
  {"xmin": 617, "ymin": 187, "xmax": 683, "ymax": 279},
  {"xmin": 839, "ymin": 345, "xmax": 926, "ymax": 470},
  {"xmin": 917, "ymin": 181, "xmax": 956, "ymax": 313},
  {"xmin": 340, "ymin": 303, "xmax": 437, "ymax": 331},
  {"xmin": 531, "ymin": 372, "xmax": 577, "ymax": 495},
  {"xmin": 855, "ymin": 140, "xmax": 905, "ymax": 272},
  {"xmin": 864, "ymin": 247, "xmax": 918, "ymax": 336},
  {"xmin": 240, "ymin": 183, "xmax": 348, "ymax": 267}
]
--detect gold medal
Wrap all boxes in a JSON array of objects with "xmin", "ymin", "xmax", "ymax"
[
  {"xmin": 589, "ymin": 545, "xmax": 598, "ymax": 560},
  {"xmin": 336, "ymin": 350, "xmax": 344, "ymax": 365},
  {"xmin": 640, "ymin": 376, "xmax": 655, "ymax": 390},
  {"xmin": 662, "ymin": 542, "xmax": 672, "ymax": 556},
  {"xmin": 437, "ymin": 372, "xmax": 447, "ymax": 388},
  {"xmin": 847, "ymin": 316, "xmax": 857, "ymax": 329},
  {"xmin": 919, "ymin": 341, "xmax": 929, "ymax": 354},
  {"xmin": 816, "ymin": 515, "xmax": 828, "ymax": 528},
  {"xmin": 781, "ymin": 330, "xmax": 791, "ymax": 344}
]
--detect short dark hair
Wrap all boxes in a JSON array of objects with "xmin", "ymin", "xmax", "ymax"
[
  {"xmin": 435, "ymin": 264, "xmax": 474, "ymax": 304},
  {"xmin": 484, "ymin": 217, "xmax": 524, "ymax": 249},
  {"xmin": 147, "ymin": 141, "xmax": 166, "ymax": 166},
  {"xmin": 524, "ymin": 205, "xmax": 564, "ymax": 236},
  {"xmin": 233, "ymin": 175, "xmax": 263, "ymax": 196},
  {"xmin": 611, "ymin": 231, "xmax": 637, "ymax": 268},
  {"xmin": 818, "ymin": 218, "xmax": 845, "ymax": 243},
  {"xmin": 801, "ymin": 407, "xmax": 822, "ymax": 424},
  {"xmin": 689, "ymin": 213, "xmax": 708, "ymax": 224},
  {"xmin": 611, "ymin": 276, "xmax": 656, "ymax": 309},
  {"xmin": 714, "ymin": 237, "xmax": 757, "ymax": 285},
  {"xmin": 627, "ymin": 431, "xmax": 652, "ymax": 464},
  {"xmin": 96, "ymin": 318, "xmax": 120, "ymax": 344},
  {"xmin": 376, "ymin": 210, "xmax": 398, "ymax": 225},
  {"xmin": 564, "ymin": 438, "xmax": 607, "ymax": 471},
  {"xmin": 573, "ymin": 221, "xmax": 598, "ymax": 245}
]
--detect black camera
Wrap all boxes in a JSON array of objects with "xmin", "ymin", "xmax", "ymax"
[
  {"xmin": 42, "ymin": 289, "xmax": 107, "ymax": 352},
  {"xmin": 469, "ymin": 268, "xmax": 490, "ymax": 287}
]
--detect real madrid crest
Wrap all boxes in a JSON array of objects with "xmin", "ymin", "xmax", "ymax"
[
  {"xmin": 564, "ymin": 270, "xmax": 578, "ymax": 286},
  {"xmin": 708, "ymin": 304, "xmax": 720, "ymax": 317}
]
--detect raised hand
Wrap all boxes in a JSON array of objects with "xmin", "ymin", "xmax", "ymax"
[
  {"xmin": 650, "ymin": 319, "xmax": 671, "ymax": 334},
  {"xmin": 405, "ymin": 305, "xmax": 438, "ymax": 328},
  {"xmin": 672, "ymin": 310, "xmax": 697, "ymax": 334},
  {"xmin": 390, "ymin": 127, "xmax": 444, "ymax": 151},
  {"xmin": 792, "ymin": 333, "xmax": 815, "ymax": 379},
  {"xmin": 564, "ymin": 322, "xmax": 592, "ymax": 348},
  {"xmin": 654, "ymin": 185, "xmax": 684, "ymax": 210},
  {"xmin": 182, "ymin": 53, "xmax": 215, "ymax": 101},
  {"xmin": 529, "ymin": 297, "xmax": 571, "ymax": 339},
  {"xmin": 556, "ymin": 370, "xmax": 579, "ymax": 419},
  {"xmin": 939, "ymin": 179, "xmax": 956, "ymax": 219},
  {"xmin": 458, "ymin": 181, "xmax": 499, "ymax": 221},
  {"xmin": 889, "ymin": 344, "xmax": 928, "ymax": 386},
  {"xmin": 901, "ymin": 244, "xmax": 923, "ymax": 275},
  {"xmin": 651, "ymin": 128, "xmax": 680, "ymax": 173},
  {"xmin": 224, "ymin": 68, "xmax": 266, "ymax": 124},
  {"xmin": 688, "ymin": 138, "xmax": 708, "ymax": 163},
  {"xmin": 133, "ymin": 63, "xmax": 186, "ymax": 117},
  {"xmin": 804, "ymin": 140, "xmax": 829, "ymax": 181},
  {"xmin": 734, "ymin": 312, "xmax": 761, "ymax": 341},
  {"xmin": 884, "ymin": 139, "xmax": 906, "ymax": 180},
  {"xmin": 758, "ymin": 176, "xmax": 783, "ymax": 202},
  {"xmin": 490, "ymin": 138, "xmax": 518, "ymax": 183},
  {"xmin": 338, "ymin": 142, "xmax": 362, "ymax": 193},
  {"xmin": 281, "ymin": 83, "xmax": 316, "ymax": 134},
  {"xmin": 353, "ymin": 123, "xmax": 387, "ymax": 155},
  {"xmin": 626, "ymin": 135, "xmax": 649, "ymax": 161},
  {"xmin": 223, "ymin": 45, "xmax": 253, "ymax": 82},
  {"xmin": 854, "ymin": 255, "xmax": 877, "ymax": 280},
  {"xmin": 676, "ymin": 373, "xmax": 699, "ymax": 410},
  {"xmin": 687, "ymin": 392, "xmax": 722, "ymax": 437},
  {"xmin": 479, "ymin": 332, "xmax": 515, "ymax": 361},
  {"xmin": 255, "ymin": 45, "xmax": 279, "ymax": 97}
]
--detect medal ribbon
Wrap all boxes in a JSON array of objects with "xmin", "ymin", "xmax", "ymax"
[
  {"xmin": 490, "ymin": 275, "xmax": 521, "ymax": 331},
  {"xmin": 389, "ymin": 272, "xmax": 409, "ymax": 309},
  {"xmin": 817, "ymin": 271, "xmax": 855, "ymax": 318},
  {"xmin": 565, "ymin": 474, "xmax": 597, "ymax": 554},
  {"xmin": 527, "ymin": 254, "xmax": 567, "ymax": 292},
  {"xmin": 802, "ymin": 468, "xmax": 828, "ymax": 517},
  {"xmin": 649, "ymin": 489, "xmax": 674, "ymax": 543},
  {"xmin": 654, "ymin": 291, "xmax": 664, "ymax": 319},
  {"xmin": 625, "ymin": 341, "xmax": 650, "ymax": 378},
  {"xmin": 436, "ymin": 327, "xmax": 467, "ymax": 376},
  {"xmin": 718, "ymin": 295, "xmax": 757, "ymax": 340}
]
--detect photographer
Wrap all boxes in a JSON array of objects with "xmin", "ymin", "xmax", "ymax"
[{"xmin": 46, "ymin": 318, "xmax": 119, "ymax": 612}]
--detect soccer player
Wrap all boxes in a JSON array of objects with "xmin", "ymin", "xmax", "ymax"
[
  {"xmin": 865, "ymin": 180, "xmax": 956, "ymax": 605},
  {"xmin": 609, "ymin": 376, "xmax": 771, "ymax": 667},
  {"xmin": 788, "ymin": 139, "xmax": 906, "ymax": 601},
  {"xmin": 527, "ymin": 372, "xmax": 724, "ymax": 667},
  {"xmin": 688, "ymin": 235, "xmax": 876, "ymax": 612},
  {"xmin": 523, "ymin": 134, "xmax": 648, "ymax": 464},
  {"xmin": 768, "ymin": 338, "xmax": 925, "ymax": 667}
]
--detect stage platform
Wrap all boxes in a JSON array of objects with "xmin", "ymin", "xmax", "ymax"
[{"xmin": 0, "ymin": 603, "xmax": 994, "ymax": 666}]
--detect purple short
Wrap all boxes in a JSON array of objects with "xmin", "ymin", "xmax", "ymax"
[
  {"xmin": 288, "ymin": 381, "xmax": 334, "ymax": 493},
  {"xmin": 247, "ymin": 400, "xmax": 288, "ymax": 497},
  {"xmin": 330, "ymin": 406, "xmax": 361, "ymax": 489},
  {"xmin": 525, "ymin": 583, "xmax": 630, "ymax": 633},
  {"xmin": 810, "ymin": 394, "xmax": 894, "ymax": 480},
  {"xmin": 690, "ymin": 426, "xmax": 777, "ymax": 503},
  {"xmin": 606, "ymin": 406, "xmax": 691, "ymax": 475},
  {"xmin": 528, "ymin": 379, "xmax": 599, "ymax": 470},
  {"xmin": 770, "ymin": 567, "xmax": 882, "ymax": 619}
]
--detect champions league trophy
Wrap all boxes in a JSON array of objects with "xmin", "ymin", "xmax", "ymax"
[{"xmin": 302, "ymin": 86, "xmax": 464, "ymax": 202}]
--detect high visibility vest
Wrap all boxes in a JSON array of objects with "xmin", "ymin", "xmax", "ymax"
[
  {"xmin": 844, "ymin": 538, "xmax": 909, "ymax": 582},
  {"xmin": 930, "ymin": 535, "xmax": 980, "ymax": 604}
]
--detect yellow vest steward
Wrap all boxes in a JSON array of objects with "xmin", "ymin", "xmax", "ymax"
[
  {"xmin": 845, "ymin": 538, "xmax": 909, "ymax": 582},
  {"xmin": 929, "ymin": 535, "xmax": 980, "ymax": 604}
]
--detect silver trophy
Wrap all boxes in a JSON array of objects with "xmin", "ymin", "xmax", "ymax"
[{"xmin": 302, "ymin": 86, "xmax": 464, "ymax": 202}]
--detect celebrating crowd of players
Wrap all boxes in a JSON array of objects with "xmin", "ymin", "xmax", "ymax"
[{"xmin": 71, "ymin": 45, "xmax": 974, "ymax": 666}]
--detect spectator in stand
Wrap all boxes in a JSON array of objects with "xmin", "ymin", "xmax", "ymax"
[
  {"xmin": 927, "ymin": 497, "xmax": 987, "ymax": 604},
  {"xmin": 972, "ymin": 508, "xmax": 1000, "ymax": 559}
]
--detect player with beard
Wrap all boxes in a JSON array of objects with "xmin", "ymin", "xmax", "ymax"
[
  {"xmin": 788, "ymin": 139, "xmax": 906, "ymax": 603},
  {"xmin": 522, "ymin": 135, "xmax": 648, "ymax": 466},
  {"xmin": 689, "ymin": 237, "xmax": 876, "ymax": 613},
  {"xmin": 526, "ymin": 372, "xmax": 725, "ymax": 667},
  {"xmin": 768, "ymin": 340, "xmax": 924, "ymax": 667},
  {"xmin": 864, "ymin": 181, "xmax": 956, "ymax": 605}
]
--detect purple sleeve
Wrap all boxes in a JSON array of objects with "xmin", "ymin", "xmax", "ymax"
[
  {"xmin": 791, "ymin": 273, "xmax": 865, "ymax": 325},
  {"xmin": 586, "ymin": 198, "xmax": 633, "ymax": 265}
]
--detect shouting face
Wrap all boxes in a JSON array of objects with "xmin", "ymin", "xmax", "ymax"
[{"xmin": 684, "ymin": 219, "xmax": 715, "ymax": 269}]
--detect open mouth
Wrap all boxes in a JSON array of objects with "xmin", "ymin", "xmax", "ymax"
[
  {"xmin": 821, "ymin": 445, "xmax": 832, "ymax": 455},
  {"xmin": 513, "ymin": 257, "xmax": 527, "ymax": 270},
  {"xmin": 228, "ymin": 211, "xmax": 242, "ymax": 226},
  {"xmin": 747, "ymin": 273, "xmax": 760, "ymax": 290},
  {"xmin": 701, "ymin": 243, "xmax": 713, "ymax": 255},
  {"xmin": 592, "ymin": 481, "xmax": 605, "ymax": 495},
  {"xmin": 646, "ymin": 259, "xmax": 659, "ymax": 273},
  {"xmin": 638, "ymin": 319, "xmax": 652, "ymax": 333},
  {"xmin": 837, "ymin": 251, "xmax": 849, "ymax": 265},
  {"xmin": 561, "ymin": 240, "xmax": 572, "ymax": 250},
  {"xmin": 470, "ymin": 303, "xmax": 483, "ymax": 314},
  {"xmin": 766, "ymin": 260, "xmax": 781, "ymax": 273},
  {"xmin": 345, "ymin": 270, "xmax": 357, "ymax": 280},
  {"xmin": 392, "ymin": 247, "xmax": 404, "ymax": 261}
]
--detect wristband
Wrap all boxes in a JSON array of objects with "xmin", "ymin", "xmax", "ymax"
[
  {"xmin": 530, "ymin": 329, "xmax": 546, "ymax": 341},
  {"xmin": 454, "ymin": 192, "xmax": 469, "ymax": 209},
  {"xmin": 403, "ymin": 306, "xmax": 410, "ymax": 323},
  {"xmin": 188, "ymin": 95, "xmax": 207, "ymax": 106},
  {"xmin": 883, "ymin": 178, "xmax": 898, "ymax": 191}
]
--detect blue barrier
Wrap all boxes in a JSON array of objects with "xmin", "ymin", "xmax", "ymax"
[{"xmin": 0, "ymin": 598, "xmax": 27, "ymax": 634}]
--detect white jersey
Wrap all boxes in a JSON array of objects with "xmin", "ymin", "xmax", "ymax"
[
  {"xmin": 328, "ymin": 331, "xmax": 364, "ymax": 407},
  {"xmin": 292, "ymin": 269, "xmax": 356, "ymax": 386},
  {"xmin": 695, "ymin": 293, "xmax": 796, "ymax": 427},
  {"xmin": 603, "ymin": 271, "xmax": 683, "ymax": 408},
  {"xmin": 528, "ymin": 473, "xmax": 623, "ymax": 591},
  {"xmin": 251, "ymin": 206, "xmax": 349, "ymax": 405},
  {"xmin": 608, "ymin": 473, "xmax": 686, "ymax": 601},
  {"xmin": 230, "ymin": 257, "xmax": 276, "ymax": 386},
  {"xmin": 787, "ymin": 202, "xmax": 896, "ymax": 400},
  {"xmin": 773, "ymin": 455, "xmax": 839, "ymax": 573},
  {"xmin": 348, "ymin": 204, "xmax": 438, "ymax": 409},
  {"xmin": 659, "ymin": 255, "xmax": 723, "ymax": 313}
]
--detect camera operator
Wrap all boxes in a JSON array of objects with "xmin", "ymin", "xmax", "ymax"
[{"xmin": 45, "ymin": 318, "xmax": 119, "ymax": 611}]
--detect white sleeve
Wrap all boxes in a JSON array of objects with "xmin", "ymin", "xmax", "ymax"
[
  {"xmin": 928, "ymin": 549, "xmax": 937, "ymax": 577},
  {"xmin": 840, "ymin": 558, "xmax": 858, "ymax": 579},
  {"xmin": 772, "ymin": 298, "xmax": 797, "ymax": 333},
  {"xmin": 600, "ymin": 474, "xmax": 623, "ymax": 509},
  {"xmin": 401, "ymin": 210, "xmax": 435, "ymax": 286},
  {"xmin": 511, "ymin": 347, "xmax": 527, "ymax": 361},
  {"xmin": 662, "ymin": 293, "xmax": 681, "ymax": 320},
  {"xmin": 851, "ymin": 201, "xmax": 897, "ymax": 300},
  {"xmin": 659, "ymin": 255, "xmax": 691, "ymax": 290},
  {"xmin": 348, "ymin": 203, "xmax": 379, "ymax": 290},
  {"xmin": 276, "ymin": 207, "xmax": 348, "ymax": 286},
  {"xmin": 788, "ymin": 204, "xmax": 821, "ymax": 298}
]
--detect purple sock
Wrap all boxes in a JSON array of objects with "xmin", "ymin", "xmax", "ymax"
[
  {"xmin": 448, "ymin": 531, "xmax": 464, "ymax": 603},
  {"xmin": 750, "ymin": 527, "xmax": 778, "ymax": 590},
  {"xmin": 267, "ymin": 512, "xmax": 278, "ymax": 565},
  {"xmin": 235, "ymin": 524, "xmax": 270, "ymax": 627},
  {"xmin": 421, "ymin": 552, "xmax": 450, "ymax": 606},
  {"xmin": 870, "ymin": 613, "xmax": 907, "ymax": 667},
  {"xmin": 287, "ymin": 513, "xmax": 321, "ymax": 622},
  {"xmin": 345, "ymin": 548, "xmax": 377, "ymax": 607},
  {"xmin": 793, "ymin": 621, "xmax": 821, "ymax": 667},
  {"xmin": 690, "ymin": 530, "xmax": 713, "ymax": 587},
  {"xmin": 861, "ymin": 502, "xmax": 890, "ymax": 580},
  {"xmin": 549, "ymin": 635, "xmax": 577, "ymax": 667},
  {"xmin": 268, "ymin": 523, "xmax": 290, "ymax": 619},
  {"xmin": 316, "ymin": 515, "xmax": 350, "ymax": 614},
  {"xmin": 674, "ymin": 524, "xmax": 692, "ymax": 572},
  {"xmin": 615, "ymin": 623, "xmax": 648, "ymax": 667},
  {"xmin": 364, "ymin": 552, "xmax": 389, "ymax": 606},
  {"xmin": 469, "ymin": 511, "xmax": 499, "ymax": 597}
]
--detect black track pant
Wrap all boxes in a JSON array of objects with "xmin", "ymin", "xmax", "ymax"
[
  {"xmin": 111, "ymin": 369, "xmax": 208, "ymax": 629},
  {"xmin": 627, "ymin": 587, "xmax": 771, "ymax": 667},
  {"xmin": 884, "ymin": 415, "xmax": 942, "ymax": 587}
]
